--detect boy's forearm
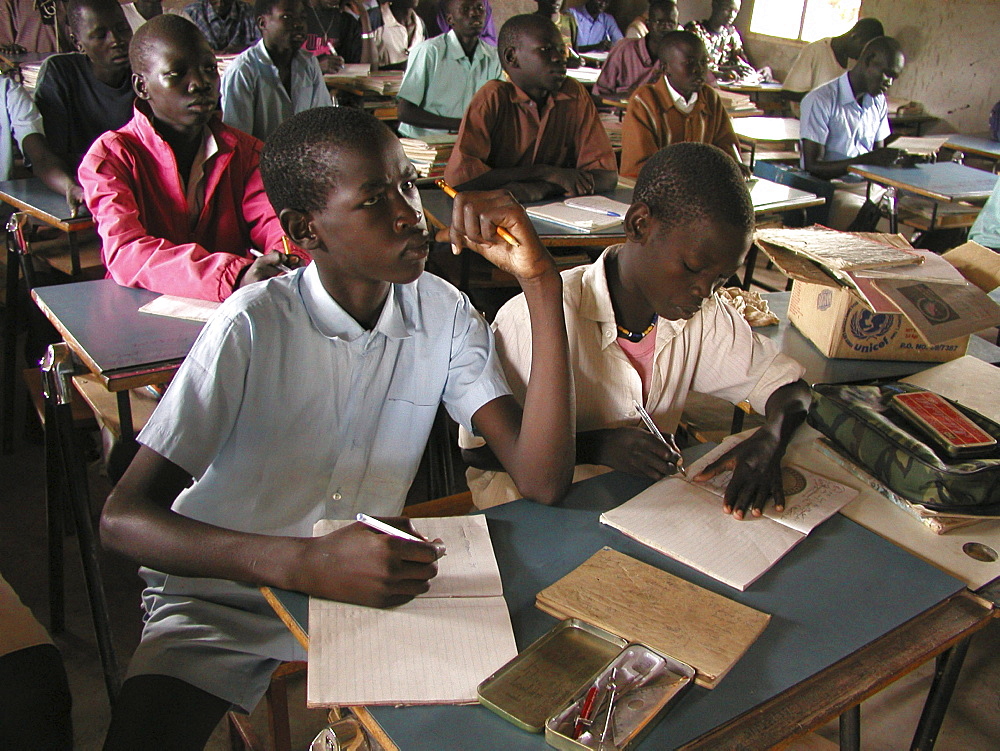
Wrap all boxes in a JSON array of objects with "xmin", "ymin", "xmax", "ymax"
[
  {"xmin": 507, "ymin": 270, "xmax": 575, "ymax": 504},
  {"xmin": 396, "ymin": 99, "xmax": 461, "ymax": 132},
  {"xmin": 21, "ymin": 133, "xmax": 76, "ymax": 197},
  {"xmin": 590, "ymin": 169, "xmax": 618, "ymax": 193},
  {"xmin": 455, "ymin": 165, "xmax": 552, "ymax": 193},
  {"xmin": 761, "ymin": 379, "xmax": 811, "ymax": 447}
]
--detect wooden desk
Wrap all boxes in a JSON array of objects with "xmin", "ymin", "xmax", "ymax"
[
  {"xmin": 944, "ymin": 134, "xmax": 1000, "ymax": 169},
  {"xmin": 733, "ymin": 116, "xmax": 800, "ymax": 167},
  {"xmin": 757, "ymin": 291, "xmax": 1000, "ymax": 385},
  {"xmin": 31, "ymin": 280, "xmax": 202, "ymax": 441},
  {"xmin": 1, "ymin": 177, "xmax": 96, "ymax": 452},
  {"xmin": 848, "ymin": 162, "xmax": 998, "ymax": 233},
  {"xmin": 264, "ymin": 469, "xmax": 991, "ymax": 750}
]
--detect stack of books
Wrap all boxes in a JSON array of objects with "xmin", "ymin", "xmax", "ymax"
[
  {"xmin": 599, "ymin": 111, "xmax": 623, "ymax": 151},
  {"xmin": 399, "ymin": 134, "xmax": 456, "ymax": 180},
  {"xmin": 717, "ymin": 88, "xmax": 759, "ymax": 117},
  {"xmin": 355, "ymin": 71, "xmax": 403, "ymax": 96},
  {"xmin": 19, "ymin": 61, "xmax": 42, "ymax": 92}
]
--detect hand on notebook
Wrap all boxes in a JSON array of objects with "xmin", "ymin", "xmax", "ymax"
[
  {"xmin": 294, "ymin": 519, "xmax": 441, "ymax": 607},
  {"xmin": 446, "ymin": 190, "xmax": 555, "ymax": 282},
  {"xmin": 582, "ymin": 427, "xmax": 683, "ymax": 480},
  {"xmin": 693, "ymin": 428, "xmax": 786, "ymax": 520}
]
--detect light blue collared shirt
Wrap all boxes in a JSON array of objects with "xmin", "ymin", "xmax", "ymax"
[
  {"xmin": 970, "ymin": 177, "xmax": 1000, "ymax": 250},
  {"xmin": 396, "ymin": 30, "xmax": 503, "ymax": 139},
  {"xmin": 0, "ymin": 75, "xmax": 43, "ymax": 180},
  {"xmin": 800, "ymin": 71, "xmax": 890, "ymax": 165},
  {"xmin": 220, "ymin": 39, "xmax": 331, "ymax": 141},
  {"xmin": 568, "ymin": 7, "xmax": 623, "ymax": 48},
  {"xmin": 140, "ymin": 262, "xmax": 510, "ymax": 536}
]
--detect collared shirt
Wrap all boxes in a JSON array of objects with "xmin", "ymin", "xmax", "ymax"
[
  {"xmin": 78, "ymin": 102, "xmax": 290, "ymax": 301},
  {"xmin": 141, "ymin": 261, "xmax": 510, "ymax": 534},
  {"xmin": 396, "ymin": 30, "xmax": 502, "ymax": 139},
  {"xmin": 620, "ymin": 76, "xmax": 738, "ymax": 178},
  {"xmin": 434, "ymin": 0, "xmax": 496, "ymax": 46},
  {"xmin": 686, "ymin": 19, "xmax": 753, "ymax": 78},
  {"xmin": 783, "ymin": 37, "xmax": 845, "ymax": 95},
  {"xmin": 664, "ymin": 75, "xmax": 698, "ymax": 114},
  {"xmin": 568, "ymin": 6, "xmax": 623, "ymax": 48},
  {"xmin": 185, "ymin": 128, "xmax": 219, "ymax": 227},
  {"xmin": 0, "ymin": 74, "xmax": 43, "ymax": 181},
  {"xmin": 220, "ymin": 39, "xmax": 331, "ymax": 141},
  {"xmin": 0, "ymin": 0, "xmax": 71, "ymax": 53},
  {"xmin": 593, "ymin": 36, "xmax": 661, "ymax": 98},
  {"xmin": 444, "ymin": 77, "xmax": 617, "ymax": 186},
  {"xmin": 800, "ymin": 71, "xmax": 890, "ymax": 163},
  {"xmin": 33, "ymin": 52, "xmax": 135, "ymax": 169},
  {"xmin": 970, "ymin": 178, "xmax": 1000, "ymax": 250},
  {"xmin": 183, "ymin": 0, "xmax": 260, "ymax": 52},
  {"xmin": 460, "ymin": 247, "xmax": 805, "ymax": 509},
  {"xmin": 369, "ymin": 2, "xmax": 425, "ymax": 68}
]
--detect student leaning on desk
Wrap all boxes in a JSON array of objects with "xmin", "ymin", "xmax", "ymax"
[
  {"xmin": 78, "ymin": 15, "xmax": 301, "ymax": 302},
  {"xmin": 461, "ymin": 143, "xmax": 811, "ymax": 518},
  {"xmin": 444, "ymin": 13, "xmax": 618, "ymax": 203},
  {"xmin": 97, "ymin": 106, "xmax": 574, "ymax": 748}
]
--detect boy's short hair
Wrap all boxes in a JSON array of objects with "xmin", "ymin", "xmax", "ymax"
[
  {"xmin": 129, "ymin": 13, "xmax": 203, "ymax": 74},
  {"xmin": 634, "ymin": 142, "xmax": 753, "ymax": 234},
  {"xmin": 655, "ymin": 29, "xmax": 701, "ymax": 61},
  {"xmin": 497, "ymin": 14, "xmax": 555, "ymax": 64},
  {"xmin": 253, "ymin": 0, "xmax": 282, "ymax": 19},
  {"xmin": 260, "ymin": 106, "xmax": 394, "ymax": 214},
  {"xmin": 67, "ymin": 0, "xmax": 123, "ymax": 33}
]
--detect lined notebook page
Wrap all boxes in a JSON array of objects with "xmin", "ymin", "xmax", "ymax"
[
  {"xmin": 601, "ymin": 434, "xmax": 857, "ymax": 590},
  {"xmin": 307, "ymin": 515, "xmax": 517, "ymax": 706}
]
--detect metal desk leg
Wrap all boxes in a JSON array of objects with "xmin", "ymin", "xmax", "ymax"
[
  {"xmin": 839, "ymin": 704, "xmax": 861, "ymax": 751},
  {"xmin": 910, "ymin": 639, "xmax": 971, "ymax": 751},
  {"xmin": 40, "ymin": 343, "xmax": 121, "ymax": 704},
  {"xmin": 886, "ymin": 186, "xmax": 899, "ymax": 234},
  {"xmin": 2, "ymin": 213, "xmax": 24, "ymax": 454}
]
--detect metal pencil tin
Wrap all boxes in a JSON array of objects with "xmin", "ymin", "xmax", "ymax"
[{"xmin": 477, "ymin": 619, "xmax": 695, "ymax": 750}]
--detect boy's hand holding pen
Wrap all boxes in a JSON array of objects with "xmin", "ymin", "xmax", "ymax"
[
  {"xmin": 633, "ymin": 400, "xmax": 685, "ymax": 477},
  {"xmin": 435, "ymin": 181, "xmax": 558, "ymax": 284}
]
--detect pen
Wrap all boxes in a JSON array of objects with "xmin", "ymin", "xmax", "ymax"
[
  {"xmin": 632, "ymin": 400, "xmax": 686, "ymax": 476},
  {"xmin": 355, "ymin": 513, "xmax": 447, "ymax": 556},
  {"xmin": 434, "ymin": 179, "xmax": 521, "ymax": 248},
  {"xmin": 567, "ymin": 203, "xmax": 622, "ymax": 218},
  {"xmin": 572, "ymin": 684, "xmax": 599, "ymax": 739},
  {"xmin": 249, "ymin": 247, "xmax": 292, "ymax": 274}
]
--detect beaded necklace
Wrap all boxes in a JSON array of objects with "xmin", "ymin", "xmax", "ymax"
[{"xmin": 616, "ymin": 314, "xmax": 657, "ymax": 343}]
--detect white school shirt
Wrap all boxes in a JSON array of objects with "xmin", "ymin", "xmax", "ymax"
[
  {"xmin": 372, "ymin": 2, "xmax": 425, "ymax": 68},
  {"xmin": 460, "ymin": 247, "xmax": 805, "ymax": 509},
  {"xmin": 220, "ymin": 39, "xmax": 331, "ymax": 141},
  {"xmin": 0, "ymin": 75, "xmax": 44, "ymax": 181}
]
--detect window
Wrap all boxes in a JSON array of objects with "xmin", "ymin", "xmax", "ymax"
[{"xmin": 749, "ymin": 0, "xmax": 862, "ymax": 42}]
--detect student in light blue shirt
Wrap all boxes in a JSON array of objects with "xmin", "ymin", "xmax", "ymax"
[
  {"xmin": 799, "ymin": 36, "xmax": 913, "ymax": 229},
  {"xmin": 221, "ymin": 0, "xmax": 330, "ymax": 141},
  {"xmin": 567, "ymin": 0, "xmax": 622, "ymax": 53},
  {"xmin": 396, "ymin": 0, "xmax": 502, "ymax": 138},
  {"xmin": 970, "ymin": 178, "xmax": 1000, "ymax": 251}
]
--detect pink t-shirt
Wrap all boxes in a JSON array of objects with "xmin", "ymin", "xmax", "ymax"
[{"xmin": 616, "ymin": 321, "xmax": 658, "ymax": 402}]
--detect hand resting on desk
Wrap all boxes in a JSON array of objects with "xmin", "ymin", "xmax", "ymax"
[{"xmin": 693, "ymin": 379, "xmax": 812, "ymax": 520}]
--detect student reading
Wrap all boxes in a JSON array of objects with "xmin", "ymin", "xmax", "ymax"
[
  {"xmin": 98, "ymin": 106, "xmax": 574, "ymax": 748},
  {"xmin": 620, "ymin": 30, "xmax": 743, "ymax": 179},
  {"xmin": 461, "ymin": 142, "xmax": 810, "ymax": 517},
  {"xmin": 444, "ymin": 13, "xmax": 617, "ymax": 203},
  {"xmin": 79, "ymin": 15, "xmax": 294, "ymax": 301}
]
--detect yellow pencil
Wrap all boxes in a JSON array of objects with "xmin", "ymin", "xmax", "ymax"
[{"xmin": 435, "ymin": 179, "xmax": 521, "ymax": 248}]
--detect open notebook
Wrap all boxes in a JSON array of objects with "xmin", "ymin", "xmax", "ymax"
[
  {"xmin": 526, "ymin": 196, "xmax": 630, "ymax": 232},
  {"xmin": 306, "ymin": 516, "xmax": 517, "ymax": 707},
  {"xmin": 601, "ymin": 434, "xmax": 859, "ymax": 591}
]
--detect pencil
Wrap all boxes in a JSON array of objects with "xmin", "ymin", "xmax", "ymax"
[
  {"xmin": 434, "ymin": 179, "xmax": 521, "ymax": 248},
  {"xmin": 355, "ymin": 513, "xmax": 447, "ymax": 557}
]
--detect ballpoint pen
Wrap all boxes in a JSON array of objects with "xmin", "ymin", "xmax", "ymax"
[
  {"xmin": 250, "ymin": 247, "xmax": 292, "ymax": 274},
  {"xmin": 435, "ymin": 179, "xmax": 521, "ymax": 248},
  {"xmin": 355, "ymin": 513, "xmax": 447, "ymax": 556},
  {"xmin": 632, "ymin": 400, "xmax": 686, "ymax": 476}
]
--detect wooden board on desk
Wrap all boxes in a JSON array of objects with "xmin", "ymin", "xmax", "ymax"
[{"xmin": 536, "ymin": 547, "xmax": 770, "ymax": 689}]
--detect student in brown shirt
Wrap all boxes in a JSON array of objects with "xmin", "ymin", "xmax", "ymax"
[
  {"xmin": 444, "ymin": 13, "xmax": 617, "ymax": 204},
  {"xmin": 620, "ymin": 29, "xmax": 744, "ymax": 179}
]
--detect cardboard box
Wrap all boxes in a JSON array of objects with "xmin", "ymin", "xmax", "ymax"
[{"xmin": 788, "ymin": 281, "xmax": 970, "ymax": 362}]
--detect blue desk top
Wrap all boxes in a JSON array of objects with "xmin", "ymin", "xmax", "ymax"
[
  {"xmin": 0, "ymin": 177, "xmax": 92, "ymax": 227},
  {"xmin": 945, "ymin": 134, "xmax": 1000, "ymax": 161},
  {"xmin": 849, "ymin": 161, "xmax": 998, "ymax": 202},
  {"xmin": 277, "ymin": 469, "xmax": 963, "ymax": 749},
  {"xmin": 31, "ymin": 279, "xmax": 203, "ymax": 377}
]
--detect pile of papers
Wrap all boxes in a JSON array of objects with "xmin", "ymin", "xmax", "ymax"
[
  {"xmin": 399, "ymin": 134, "xmax": 456, "ymax": 180},
  {"xmin": 756, "ymin": 228, "xmax": 1000, "ymax": 346},
  {"xmin": 717, "ymin": 88, "xmax": 758, "ymax": 116},
  {"xmin": 18, "ymin": 61, "xmax": 41, "ymax": 92}
]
